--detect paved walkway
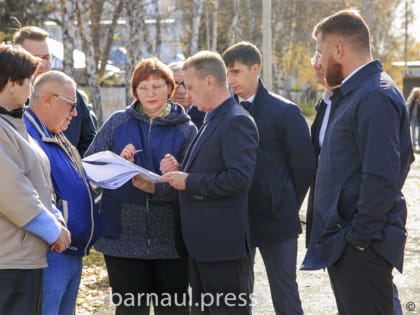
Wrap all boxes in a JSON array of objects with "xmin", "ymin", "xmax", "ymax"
[{"xmin": 78, "ymin": 157, "xmax": 420, "ymax": 315}]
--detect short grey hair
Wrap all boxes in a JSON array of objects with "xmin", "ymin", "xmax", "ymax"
[
  {"xmin": 31, "ymin": 70, "xmax": 76, "ymax": 104},
  {"xmin": 168, "ymin": 61, "xmax": 184, "ymax": 73},
  {"xmin": 183, "ymin": 51, "xmax": 227, "ymax": 86}
]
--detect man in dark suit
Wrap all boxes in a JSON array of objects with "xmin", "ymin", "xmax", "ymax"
[
  {"xmin": 161, "ymin": 51, "xmax": 258, "ymax": 315},
  {"xmin": 222, "ymin": 42, "xmax": 316, "ymax": 315},
  {"xmin": 301, "ymin": 9, "xmax": 414, "ymax": 315},
  {"xmin": 305, "ymin": 52, "xmax": 333, "ymax": 248}
]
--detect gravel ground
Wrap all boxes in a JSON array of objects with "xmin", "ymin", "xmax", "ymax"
[{"xmin": 77, "ymin": 157, "xmax": 420, "ymax": 315}]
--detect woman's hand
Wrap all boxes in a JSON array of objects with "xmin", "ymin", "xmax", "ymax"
[
  {"xmin": 160, "ymin": 154, "xmax": 179, "ymax": 174},
  {"xmin": 132, "ymin": 175, "xmax": 155, "ymax": 193},
  {"xmin": 120, "ymin": 144, "xmax": 136, "ymax": 162}
]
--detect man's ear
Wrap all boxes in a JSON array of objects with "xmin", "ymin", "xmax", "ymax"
[
  {"xmin": 334, "ymin": 40, "xmax": 346, "ymax": 61},
  {"xmin": 206, "ymin": 74, "xmax": 216, "ymax": 89},
  {"xmin": 251, "ymin": 63, "xmax": 261, "ymax": 75},
  {"xmin": 7, "ymin": 80, "xmax": 16, "ymax": 94}
]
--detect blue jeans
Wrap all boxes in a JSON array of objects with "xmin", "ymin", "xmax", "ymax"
[
  {"xmin": 42, "ymin": 251, "xmax": 83, "ymax": 315},
  {"xmin": 410, "ymin": 118, "xmax": 420, "ymax": 147}
]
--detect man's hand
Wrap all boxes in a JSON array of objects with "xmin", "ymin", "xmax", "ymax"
[
  {"xmin": 160, "ymin": 171, "xmax": 188, "ymax": 190},
  {"xmin": 50, "ymin": 226, "xmax": 71, "ymax": 253},
  {"xmin": 132, "ymin": 175, "xmax": 155, "ymax": 193}
]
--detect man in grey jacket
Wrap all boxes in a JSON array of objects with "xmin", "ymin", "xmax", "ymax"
[{"xmin": 0, "ymin": 44, "xmax": 70, "ymax": 315}]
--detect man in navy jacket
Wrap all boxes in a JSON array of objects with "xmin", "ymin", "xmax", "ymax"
[
  {"xmin": 301, "ymin": 9, "xmax": 414, "ymax": 315},
  {"xmin": 161, "ymin": 51, "xmax": 258, "ymax": 315},
  {"xmin": 13, "ymin": 26, "xmax": 97, "ymax": 157},
  {"xmin": 223, "ymin": 42, "xmax": 316, "ymax": 315}
]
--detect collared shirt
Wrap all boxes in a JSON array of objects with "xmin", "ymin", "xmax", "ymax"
[
  {"xmin": 238, "ymin": 95, "xmax": 256, "ymax": 104},
  {"xmin": 342, "ymin": 60, "xmax": 373, "ymax": 85},
  {"xmin": 319, "ymin": 90, "xmax": 332, "ymax": 147}
]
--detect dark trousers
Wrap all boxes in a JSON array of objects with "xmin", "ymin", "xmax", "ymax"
[
  {"xmin": 104, "ymin": 255, "xmax": 190, "ymax": 315},
  {"xmin": 190, "ymin": 256, "xmax": 252, "ymax": 315},
  {"xmin": 0, "ymin": 269, "xmax": 43, "ymax": 315},
  {"xmin": 250, "ymin": 237, "xmax": 303, "ymax": 315},
  {"xmin": 327, "ymin": 245, "xmax": 393, "ymax": 315}
]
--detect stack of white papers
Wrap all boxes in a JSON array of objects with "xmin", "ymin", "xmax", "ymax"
[{"xmin": 82, "ymin": 150, "xmax": 161, "ymax": 189}]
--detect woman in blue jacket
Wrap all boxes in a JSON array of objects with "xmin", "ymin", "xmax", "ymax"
[{"xmin": 85, "ymin": 57, "xmax": 197, "ymax": 315}]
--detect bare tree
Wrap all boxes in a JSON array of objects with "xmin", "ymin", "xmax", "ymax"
[
  {"xmin": 60, "ymin": 0, "xmax": 76, "ymax": 77},
  {"xmin": 125, "ymin": 0, "xmax": 147, "ymax": 105},
  {"xmin": 154, "ymin": 0, "xmax": 163, "ymax": 58},
  {"xmin": 227, "ymin": 0, "xmax": 240, "ymax": 46},
  {"xmin": 76, "ymin": 1, "xmax": 103, "ymax": 125},
  {"xmin": 211, "ymin": 0, "xmax": 218, "ymax": 51},
  {"xmin": 190, "ymin": 0, "xmax": 204, "ymax": 54}
]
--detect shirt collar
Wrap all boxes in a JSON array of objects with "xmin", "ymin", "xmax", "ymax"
[
  {"xmin": 238, "ymin": 94, "xmax": 256, "ymax": 104},
  {"xmin": 342, "ymin": 60, "xmax": 374, "ymax": 85}
]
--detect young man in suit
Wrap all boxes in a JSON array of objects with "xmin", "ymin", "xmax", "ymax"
[
  {"xmin": 222, "ymin": 42, "xmax": 316, "ymax": 315},
  {"xmin": 301, "ymin": 9, "xmax": 413, "ymax": 315},
  {"xmin": 161, "ymin": 50, "xmax": 258, "ymax": 315},
  {"xmin": 305, "ymin": 30, "xmax": 404, "ymax": 315}
]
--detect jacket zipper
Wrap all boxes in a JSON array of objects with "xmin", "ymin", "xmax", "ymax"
[{"xmin": 145, "ymin": 120, "xmax": 153, "ymax": 255}]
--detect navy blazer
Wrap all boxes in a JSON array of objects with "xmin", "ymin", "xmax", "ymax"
[
  {"xmin": 179, "ymin": 97, "xmax": 258, "ymax": 262},
  {"xmin": 240, "ymin": 80, "xmax": 316, "ymax": 246},
  {"xmin": 306, "ymin": 97, "xmax": 328, "ymax": 247},
  {"xmin": 302, "ymin": 61, "xmax": 414, "ymax": 272}
]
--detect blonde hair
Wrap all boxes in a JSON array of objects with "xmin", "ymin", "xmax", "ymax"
[{"xmin": 407, "ymin": 87, "xmax": 420, "ymax": 105}]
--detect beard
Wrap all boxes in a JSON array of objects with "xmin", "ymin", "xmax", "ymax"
[{"xmin": 325, "ymin": 56, "xmax": 344, "ymax": 88}]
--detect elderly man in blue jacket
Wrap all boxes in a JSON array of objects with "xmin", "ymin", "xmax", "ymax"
[
  {"xmin": 24, "ymin": 70, "xmax": 101, "ymax": 315},
  {"xmin": 222, "ymin": 42, "xmax": 316, "ymax": 315},
  {"xmin": 301, "ymin": 9, "xmax": 414, "ymax": 315}
]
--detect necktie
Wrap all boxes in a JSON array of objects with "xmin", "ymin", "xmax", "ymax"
[{"xmin": 240, "ymin": 101, "xmax": 252, "ymax": 113}]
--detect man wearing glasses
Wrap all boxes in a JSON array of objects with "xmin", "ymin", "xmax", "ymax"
[
  {"xmin": 23, "ymin": 70, "xmax": 101, "ymax": 315},
  {"xmin": 168, "ymin": 61, "xmax": 205, "ymax": 128},
  {"xmin": 13, "ymin": 26, "xmax": 97, "ymax": 156}
]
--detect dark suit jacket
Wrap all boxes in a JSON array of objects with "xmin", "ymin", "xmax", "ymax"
[
  {"xmin": 302, "ymin": 61, "xmax": 414, "ymax": 272},
  {"xmin": 179, "ymin": 97, "xmax": 258, "ymax": 262},
  {"xmin": 239, "ymin": 80, "xmax": 316, "ymax": 247},
  {"xmin": 306, "ymin": 98, "xmax": 328, "ymax": 247},
  {"xmin": 188, "ymin": 106, "xmax": 205, "ymax": 129}
]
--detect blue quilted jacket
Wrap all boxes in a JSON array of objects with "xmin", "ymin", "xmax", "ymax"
[{"xmin": 84, "ymin": 101, "xmax": 197, "ymax": 259}]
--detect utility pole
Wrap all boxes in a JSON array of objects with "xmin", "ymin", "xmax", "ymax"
[
  {"xmin": 262, "ymin": 0, "xmax": 272, "ymax": 90},
  {"xmin": 404, "ymin": 0, "xmax": 408, "ymax": 73}
]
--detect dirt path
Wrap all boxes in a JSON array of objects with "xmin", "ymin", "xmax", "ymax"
[{"xmin": 77, "ymin": 157, "xmax": 420, "ymax": 315}]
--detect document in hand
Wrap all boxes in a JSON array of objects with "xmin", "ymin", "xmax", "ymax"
[{"xmin": 82, "ymin": 150, "xmax": 161, "ymax": 189}]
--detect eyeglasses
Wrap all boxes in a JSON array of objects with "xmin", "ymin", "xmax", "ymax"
[
  {"xmin": 136, "ymin": 83, "xmax": 167, "ymax": 95},
  {"xmin": 35, "ymin": 54, "xmax": 53, "ymax": 63},
  {"xmin": 53, "ymin": 93, "xmax": 77, "ymax": 112},
  {"xmin": 310, "ymin": 51, "xmax": 321, "ymax": 66},
  {"xmin": 175, "ymin": 81, "xmax": 185, "ymax": 90}
]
